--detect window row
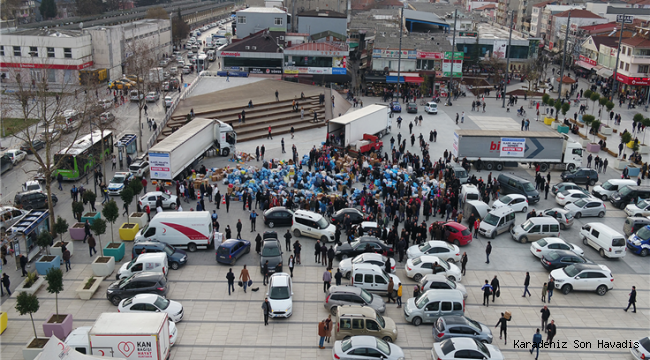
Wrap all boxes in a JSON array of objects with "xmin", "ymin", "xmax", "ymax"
[{"xmin": 0, "ymin": 45, "xmax": 72, "ymax": 58}]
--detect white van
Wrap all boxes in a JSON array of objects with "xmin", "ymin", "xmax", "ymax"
[
  {"xmin": 461, "ymin": 184, "xmax": 480, "ymax": 204},
  {"xmin": 135, "ymin": 212, "xmax": 213, "ymax": 252},
  {"xmin": 117, "ymin": 253, "xmax": 168, "ymax": 280},
  {"xmin": 478, "ymin": 207, "xmax": 516, "ymax": 239},
  {"xmin": 591, "ymin": 179, "xmax": 636, "ymax": 200},
  {"xmin": 351, "ymin": 264, "xmax": 401, "ymax": 296},
  {"xmin": 291, "ymin": 210, "xmax": 336, "ymax": 242},
  {"xmin": 129, "ymin": 90, "xmax": 143, "ymax": 102},
  {"xmin": 425, "ymin": 102, "xmax": 438, "ymax": 114},
  {"xmin": 580, "ymin": 223, "xmax": 626, "ymax": 258}
]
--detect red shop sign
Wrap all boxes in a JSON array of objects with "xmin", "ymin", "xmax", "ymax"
[{"xmin": 616, "ymin": 73, "xmax": 650, "ymax": 86}]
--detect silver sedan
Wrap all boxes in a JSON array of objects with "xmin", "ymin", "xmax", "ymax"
[{"xmin": 564, "ymin": 197, "xmax": 606, "ymax": 219}]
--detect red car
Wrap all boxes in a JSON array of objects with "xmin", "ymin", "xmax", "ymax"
[{"xmin": 429, "ymin": 221, "xmax": 472, "ymax": 246}]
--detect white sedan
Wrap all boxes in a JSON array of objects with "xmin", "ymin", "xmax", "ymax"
[
  {"xmin": 555, "ymin": 189, "xmax": 590, "ymax": 206},
  {"xmin": 529, "ymin": 237, "xmax": 584, "ymax": 259},
  {"xmin": 333, "ymin": 336, "xmax": 404, "ymax": 360},
  {"xmin": 4, "ymin": 149, "xmax": 27, "ymax": 164},
  {"xmin": 164, "ymin": 96, "xmax": 174, "ymax": 107},
  {"xmin": 145, "ymin": 92, "xmax": 159, "ymax": 102},
  {"xmin": 432, "ymin": 338, "xmax": 504, "ymax": 360},
  {"xmin": 624, "ymin": 199, "xmax": 650, "ymax": 217},
  {"xmin": 491, "ymin": 194, "xmax": 529, "ymax": 213},
  {"xmin": 138, "ymin": 191, "xmax": 178, "ymax": 210},
  {"xmin": 339, "ymin": 253, "xmax": 395, "ymax": 279},
  {"xmin": 118, "ymin": 294, "xmax": 184, "ymax": 322},
  {"xmin": 267, "ymin": 273, "xmax": 293, "ymax": 318},
  {"xmin": 406, "ymin": 241, "xmax": 461, "ymax": 263},
  {"xmin": 405, "ymin": 255, "xmax": 462, "ymax": 282},
  {"xmin": 169, "ymin": 320, "xmax": 178, "ymax": 346}
]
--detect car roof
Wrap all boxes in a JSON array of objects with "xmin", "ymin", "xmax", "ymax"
[
  {"xmin": 416, "ymin": 255, "xmax": 443, "ymax": 263},
  {"xmin": 266, "ymin": 206, "xmax": 288, "ymax": 212},
  {"xmin": 541, "ymin": 237, "xmax": 565, "ymax": 244},
  {"xmin": 421, "ymin": 274, "xmax": 448, "ymax": 282},
  {"xmin": 545, "ymin": 208, "xmax": 569, "ymax": 214},
  {"xmin": 142, "ymin": 191, "xmax": 166, "ymax": 197},
  {"xmin": 270, "ymin": 272, "xmax": 289, "ymax": 286},
  {"xmin": 131, "ymin": 272, "xmax": 165, "ymax": 280},
  {"xmin": 335, "ymin": 208, "xmax": 361, "ymax": 215},
  {"xmin": 329, "ymin": 285, "xmax": 362, "ymax": 295},
  {"xmin": 134, "ymin": 241, "xmax": 165, "ymax": 248},
  {"xmin": 563, "ymin": 189, "xmax": 585, "ymax": 194},
  {"xmin": 129, "ymin": 293, "xmax": 161, "ymax": 303},
  {"xmin": 443, "ymin": 221, "xmax": 467, "ymax": 230},
  {"xmin": 449, "ymin": 337, "xmax": 479, "ymax": 349},
  {"xmin": 357, "ymin": 236, "xmax": 381, "ymax": 243},
  {"xmin": 295, "ymin": 209, "xmax": 324, "ymax": 220},
  {"xmin": 353, "ymin": 263, "xmax": 383, "ymax": 271},
  {"xmin": 503, "ymin": 193, "xmax": 526, "ymax": 199},
  {"xmin": 136, "ymin": 252, "xmax": 167, "ymax": 261},
  {"xmin": 574, "ymin": 263, "xmax": 610, "ymax": 272},
  {"xmin": 349, "ymin": 335, "xmax": 378, "ymax": 347},
  {"xmin": 220, "ymin": 239, "xmax": 244, "ymax": 248},
  {"xmin": 441, "ymin": 316, "xmax": 469, "ymax": 325},
  {"xmin": 548, "ymin": 249, "xmax": 577, "ymax": 257},
  {"xmin": 358, "ymin": 253, "xmax": 384, "ymax": 261}
]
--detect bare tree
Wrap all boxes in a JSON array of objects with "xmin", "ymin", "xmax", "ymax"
[
  {"xmin": 520, "ymin": 59, "xmax": 541, "ymax": 97},
  {"xmin": 124, "ymin": 41, "xmax": 159, "ymax": 152},
  {"xmin": 481, "ymin": 56, "xmax": 506, "ymax": 85}
]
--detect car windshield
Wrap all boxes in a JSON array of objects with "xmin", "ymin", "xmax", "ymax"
[
  {"xmin": 440, "ymin": 339, "xmax": 455, "ymax": 355},
  {"xmin": 564, "ymin": 212, "xmax": 574, "ymax": 220},
  {"xmin": 359, "ymin": 288, "xmax": 373, "ymax": 303},
  {"xmin": 466, "ymin": 318, "xmax": 482, "ymax": 332},
  {"xmin": 563, "ymin": 265, "xmax": 580, "ymax": 277},
  {"xmin": 483, "ymin": 213, "xmax": 500, "ymax": 226},
  {"xmin": 415, "ymin": 294, "xmax": 429, "ymax": 309},
  {"xmin": 460, "ymin": 228, "xmax": 471, "ymax": 236},
  {"xmin": 547, "ymin": 252, "xmax": 560, "ymax": 261},
  {"xmin": 536, "ymin": 239, "xmax": 548, "ymax": 247},
  {"xmin": 639, "ymin": 337, "xmax": 650, "ymax": 351},
  {"xmin": 601, "ymin": 181, "xmax": 616, "ymax": 190},
  {"xmin": 636, "ymin": 226, "xmax": 650, "ymax": 241},
  {"xmin": 437, "ymin": 258, "xmax": 450, "ymax": 270},
  {"xmin": 474, "ymin": 339, "xmax": 489, "ymax": 355},
  {"xmin": 637, "ymin": 199, "xmax": 650, "ymax": 208},
  {"xmin": 163, "ymin": 245, "xmax": 175, "ymax": 256},
  {"xmin": 262, "ymin": 245, "xmax": 281, "ymax": 257},
  {"xmin": 521, "ymin": 220, "xmax": 535, "ymax": 231},
  {"xmin": 567, "ymin": 167, "xmax": 579, "ymax": 174},
  {"xmin": 126, "ymin": 259, "xmax": 137, "ymax": 269},
  {"xmin": 119, "ymin": 275, "xmax": 134, "ymax": 288},
  {"xmin": 618, "ymin": 186, "xmax": 633, "ymax": 197},
  {"xmin": 341, "ymin": 338, "xmax": 353, "ymax": 352},
  {"xmin": 412, "ymin": 257, "xmax": 423, "ymax": 266},
  {"xmin": 573, "ymin": 199, "xmax": 588, "ymax": 208},
  {"xmin": 375, "ymin": 338, "xmax": 390, "ymax": 355},
  {"xmin": 376, "ymin": 313, "xmax": 386, "ymax": 328},
  {"xmin": 419, "ymin": 243, "xmax": 432, "ymax": 252},
  {"xmin": 352, "ymin": 255, "xmax": 366, "ymax": 264},
  {"xmin": 111, "ymin": 175, "xmax": 125, "ymax": 184},
  {"xmin": 316, "ymin": 217, "xmax": 329, "ymax": 229},
  {"xmin": 153, "ymin": 296, "xmax": 170, "ymax": 310},
  {"xmin": 499, "ymin": 195, "xmax": 512, "ymax": 204},
  {"xmin": 445, "ymin": 279, "xmax": 457, "ymax": 289},
  {"xmin": 522, "ymin": 182, "xmax": 536, "ymax": 192},
  {"xmin": 270, "ymin": 285, "xmax": 290, "ymax": 300}
]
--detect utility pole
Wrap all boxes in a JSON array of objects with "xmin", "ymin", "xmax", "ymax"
[
  {"xmin": 612, "ymin": 14, "xmax": 626, "ymax": 99},
  {"xmin": 448, "ymin": 9, "xmax": 457, "ymax": 105},
  {"xmin": 395, "ymin": 6, "xmax": 404, "ymax": 101},
  {"xmin": 502, "ymin": 11, "xmax": 514, "ymax": 108},
  {"xmin": 557, "ymin": 10, "xmax": 571, "ymax": 103}
]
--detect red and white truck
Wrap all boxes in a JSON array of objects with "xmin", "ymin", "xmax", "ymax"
[{"xmin": 327, "ymin": 104, "xmax": 391, "ymax": 154}]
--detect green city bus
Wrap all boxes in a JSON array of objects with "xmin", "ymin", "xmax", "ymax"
[{"xmin": 54, "ymin": 131, "xmax": 113, "ymax": 180}]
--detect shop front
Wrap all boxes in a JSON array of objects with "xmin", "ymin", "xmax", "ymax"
[
  {"xmin": 574, "ymin": 55, "xmax": 598, "ymax": 78},
  {"xmin": 615, "ymin": 73, "xmax": 650, "ymax": 100}
]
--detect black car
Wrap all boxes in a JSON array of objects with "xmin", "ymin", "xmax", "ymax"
[
  {"xmin": 263, "ymin": 207, "xmax": 294, "ymax": 228},
  {"xmin": 106, "ymin": 272, "xmax": 168, "ymax": 306},
  {"xmin": 20, "ymin": 139, "xmax": 45, "ymax": 154},
  {"xmin": 406, "ymin": 103, "xmax": 418, "ymax": 113},
  {"xmin": 14, "ymin": 190, "xmax": 57, "ymax": 210},
  {"xmin": 260, "ymin": 238, "xmax": 283, "ymax": 274},
  {"xmin": 560, "ymin": 167, "xmax": 598, "ymax": 186},
  {"xmin": 541, "ymin": 250, "xmax": 593, "ymax": 271},
  {"xmin": 331, "ymin": 208, "xmax": 364, "ymax": 226},
  {"xmin": 334, "ymin": 236, "xmax": 394, "ymax": 259},
  {"xmin": 132, "ymin": 241, "xmax": 188, "ymax": 270}
]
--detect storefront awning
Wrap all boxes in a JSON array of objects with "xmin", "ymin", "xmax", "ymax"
[
  {"xmin": 575, "ymin": 60, "xmax": 596, "ymax": 70},
  {"xmin": 386, "ymin": 76, "xmax": 404, "ymax": 83},
  {"xmin": 597, "ymin": 67, "xmax": 614, "ymax": 78},
  {"xmin": 405, "ymin": 76, "xmax": 424, "ymax": 83},
  {"xmin": 364, "ymin": 75, "xmax": 386, "ymax": 83}
]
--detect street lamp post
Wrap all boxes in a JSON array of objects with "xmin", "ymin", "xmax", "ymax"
[{"xmin": 502, "ymin": 11, "xmax": 514, "ymax": 108}]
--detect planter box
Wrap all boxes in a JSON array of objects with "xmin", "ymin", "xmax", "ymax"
[
  {"xmin": 557, "ymin": 125, "xmax": 569, "ymax": 134},
  {"xmin": 69, "ymin": 223, "xmax": 86, "ymax": 241},
  {"xmin": 103, "ymin": 243, "xmax": 125, "ymax": 262},
  {"xmin": 81, "ymin": 212, "xmax": 100, "ymax": 226},
  {"xmin": 639, "ymin": 144, "xmax": 650, "ymax": 154},
  {"xmin": 76, "ymin": 276, "xmax": 104, "ymax": 300},
  {"xmin": 600, "ymin": 125, "xmax": 613, "ymax": 135},
  {"xmin": 50, "ymin": 241, "xmax": 73, "ymax": 264},
  {"xmin": 544, "ymin": 117, "xmax": 554, "ymax": 125},
  {"xmin": 579, "ymin": 138, "xmax": 591, "ymax": 147},
  {"xmin": 586, "ymin": 143, "xmax": 601, "ymax": 153},
  {"xmin": 551, "ymin": 122, "xmax": 559, "ymax": 129},
  {"xmin": 22, "ymin": 337, "xmax": 48, "ymax": 360},
  {"xmin": 129, "ymin": 212, "xmax": 148, "ymax": 229},
  {"xmin": 627, "ymin": 166, "xmax": 641, "ymax": 177},
  {"xmin": 92, "ymin": 256, "xmax": 115, "ymax": 277},
  {"xmin": 119, "ymin": 223, "xmax": 139, "ymax": 241},
  {"xmin": 614, "ymin": 158, "xmax": 629, "ymax": 170},
  {"xmin": 0, "ymin": 312, "xmax": 7, "ymax": 335},
  {"xmin": 42, "ymin": 313, "xmax": 73, "ymax": 339},
  {"xmin": 34, "ymin": 255, "xmax": 60, "ymax": 276},
  {"xmin": 14, "ymin": 276, "xmax": 45, "ymax": 296}
]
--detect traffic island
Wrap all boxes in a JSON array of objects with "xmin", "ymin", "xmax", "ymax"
[
  {"xmin": 103, "ymin": 243, "xmax": 125, "ymax": 262},
  {"xmin": 91, "ymin": 256, "xmax": 115, "ymax": 277},
  {"xmin": 119, "ymin": 223, "xmax": 139, "ymax": 241},
  {"xmin": 76, "ymin": 276, "xmax": 104, "ymax": 300},
  {"xmin": 42, "ymin": 313, "xmax": 73, "ymax": 339}
]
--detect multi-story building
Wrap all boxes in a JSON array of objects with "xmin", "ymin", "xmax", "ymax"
[
  {"xmin": 87, "ymin": 19, "xmax": 172, "ymax": 80},
  {"xmin": 297, "ymin": 9, "xmax": 347, "ymax": 36},
  {"xmin": 516, "ymin": 0, "xmax": 561, "ymax": 34},
  {"xmin": 496, "ymin": 0, "xmax": 518, "ymax": 26},
  {"xmin": 0, "ymin": 28, "xmax": 93, "ymax": 85},
  {"xmin": 615, "ymin": 36, "xmax": 650, "ymax": 90},
  {"xmin": 235, "ymin": 7, "xmax": 288, "ymax": 38},
  {"xmin": 524, "ymin": 0, "xmax": 558, "ymax": 36},
  {"xmin": 549, "ymin": 9, "xmax": 607, "ymax": 52}
]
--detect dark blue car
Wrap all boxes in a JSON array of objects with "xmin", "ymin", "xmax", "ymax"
[
  {"xmin": 627, "ymin": 225, "xmax": 650, "ymax": 256},
  {"xmin": 541, "ymin": 250, "xmax": 593, "ymax": 271},
  {"xmin": 132, "ymin": 241, "xmax": 187, "ymax": 270},
  {"xmin": 216, "ymin": 239, "xmax": 251, "ymax": 265},
  {"xmin": 390, "ymin": 101, "xmax": 402, "ymax": 113}
]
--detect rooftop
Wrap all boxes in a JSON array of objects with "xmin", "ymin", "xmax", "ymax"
[
  {"xmin": 622, "ymin": 37, "xmax": 650, "ymax": 48},
  {"xmin": 297, "ymin": 9, "xmax": 346, "ymax": 18},
  {"xmin": 532, "ymin": 0, "xmax": 559, "ymax": 8},
  {"xmin": 554, "ymin": 9, "xmax": 604, "ymax": 19},
  {"xmin": 4, "ymin": 28, "xmax": 86, "ymax": 37},
  {"xmin": 284, "ymin": 42, "xmax": 347, "ymax": 52},
  {"xmin": 237, "ymin": 7, "xmax": 286, "ymax": 13},
  {"xmin": 474, "ymin": 4, "xmax": 497, "ymax": 10},
  {"xmin": 544, "ymin": 5, "xmax": 584, "ymax": 13},
  {"xmin": 221, "ymin": 29, "xmax": 285, "ymax": 52},
  {"xmin": 475, "ymin": 23, "xmax": 528, "ymax": 41},
  {"xmin": 590, "ymin": 35, "xmax": 622, "ymax": 49}
]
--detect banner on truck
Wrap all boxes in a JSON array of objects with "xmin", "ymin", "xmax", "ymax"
[
  {"xmin": 149, "ymin": 152, "xmax": 172, "ymax": 180},
  {"xmin": 499, "ymin": 138, "xmax": 526, "ymax": 157}
]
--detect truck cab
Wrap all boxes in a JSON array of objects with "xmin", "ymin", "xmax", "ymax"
[
  {"xmin": 562, "ymin": 140, "xmax": 584, "ymax": 171},
  {"xmin": 215, "ymin": 120, "xmax": 236, "ymax": 156}
]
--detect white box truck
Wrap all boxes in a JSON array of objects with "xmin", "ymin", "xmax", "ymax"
[
  {"xmin": 327, "ymin": 104, "xmax": 392, "ymax": 148},
  {"xmin": 134, "ymin": 211, "xmax": 213, "ymax": 252},
  {"xmin": 148, "ymin": 67, "xmax": 164, "ymax": 84},
  {"xmin": 149, "ymin": 117, "xmax": 236, "ymax": 181},
  {"xmin": 452, "ymin": 130, "xmax": 584, "ymax": 172},
  {"xmin": 64, "ymin": 313, "xmax": 171, "ymax": 359}
]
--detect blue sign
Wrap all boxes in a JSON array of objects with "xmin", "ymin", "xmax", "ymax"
[
  {"xmin": 332, "ymin": 68, "xmax": 347, "ymax": 75},
  {"xmin": 217, "ymin": 71, "xmax": 249, "ymax": 77}
]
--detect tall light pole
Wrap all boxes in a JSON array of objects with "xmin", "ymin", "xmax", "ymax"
[
  {"xmin": 612, "ymin": 14, "xmax": 627, "ymax": 99},
  {"xmin": 395, "ymin": 6, "xmax": 404, "ymax": 101},
  {"xmin": 502, "ymin": 11, "xmax": 514, "ymax": 108},
  {"xmin": 448, "ymin": 9, "xmax": 457, "ymax": 105},
  {"xmin": 556, "ymin": 10, "xmax": 571, "ymax": 103}
]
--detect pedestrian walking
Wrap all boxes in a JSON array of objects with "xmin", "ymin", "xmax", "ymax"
[
  {"xmin": 57, "ymin": 173, "xmax": 63, "ymax": 191},
  {"xmin": 481, "ymin": 280, "xmax": 493, "ymax": 306},
  {"xmin": 491, "ymin": 275, "xmax": 500, "ymax": 302},
  {"xmin": 236, "ymin": 219, "xmax": 242, "ymax": 239},
  {"xmin": 226, "ymin": 268, "xmax": 235, "ymax": 295},
  {"xmin": 624, "ymin": 286, "xmax": 637, "ymax": 312},
  {"xmin": 82, "ymin": 220, "xmax": 91, "ymax": 243},
  {"xmin": 263, "ymin": 260, "xmax": 270, "ymax": 285},
  {"xmin": 275, "ymin": 89, "xmax": 279, "ymax": 102},
  {"xmin": 262, "ymin": 298, "xmax": 272, "ymax": 326},
  {"xmin": 321, "ymin": 245, "xmax": 327, "ymax": 266},
  {"xmin": 327, "ymin": 246, "xmax": 335, "ymax": 268},
  {"xmin": 19, "ymin": 254, "xmax": 28, "ymax": 276},
  {"xmin": 530, "ymin": 329, "xmax": 543, "ymax": 359},
  {"xmin": 547, "ymin": 277, "xmax": 555, "ymax": 303},
  {"xmin": 540, "ymin": 305, "xmax": 550, "ymax": 331},
  {"xmin": 288, "ymin": 255, "xmax": 295, "ymax": 277},
  {"xmin": 318, "ymin": 319, "xmax": 327, "ymax": 349},
  {"xmin": 1, "ymin": 273, "xmax": 11, "ymax": 296},
  {"xmin": 324, "ymin": 315, "xmax": 332, "ymax": 343},
  {"xmin": 334, "ymin": 268, "xmax": 342, "ymax": 285},
  {"xmin": 460, "ymin": 252, "xmax": 468, "ymax": 276},
  {"xmin": 112, "ymin": 155, "xmax": 117, "ymax": 170},
  {"xmin": 523, "ymin": 272, "xmax": 532, "ymax": 297},
  {"xmin": 250, "ymin": 210, "xmax": 257, "ymax": 232},
  {"xmin": 281, "ymin": 138, "xmax": 285, "ymax": 153},
  {"xmin": 294, "ymin": 240, "xmax": 302, "ymax": 264},
  {"xmin": 396, "ymin": 283, "xmax": 403, "ymax": 308},
  {"xmin": 541, "ymin": 282, "xmax": 547, "ymax": 303},
  {"xmin": 239, "ymin": 265, "xmax": 251, "ymax": 293},
  {"xmin": 284, "ymin": 230, "xmax": 292, "ymax": 251},
  {"xmin": 495, "ymin": 313, "xmax": 508, "ymax": 344},
  {"xmin": 322, "ymin": 268, "xmax": 332, "ymax": 293},
  {"xmin": 387, "ymin": 278, "xmax": 396, "ymax": 303},
  {"xmin": 546, "ymin": 320, "xmax": 557, "ymax": 342},
  {"xmin": 485, "ymin": 241, "xmax": 492, "ymax": 263}
]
